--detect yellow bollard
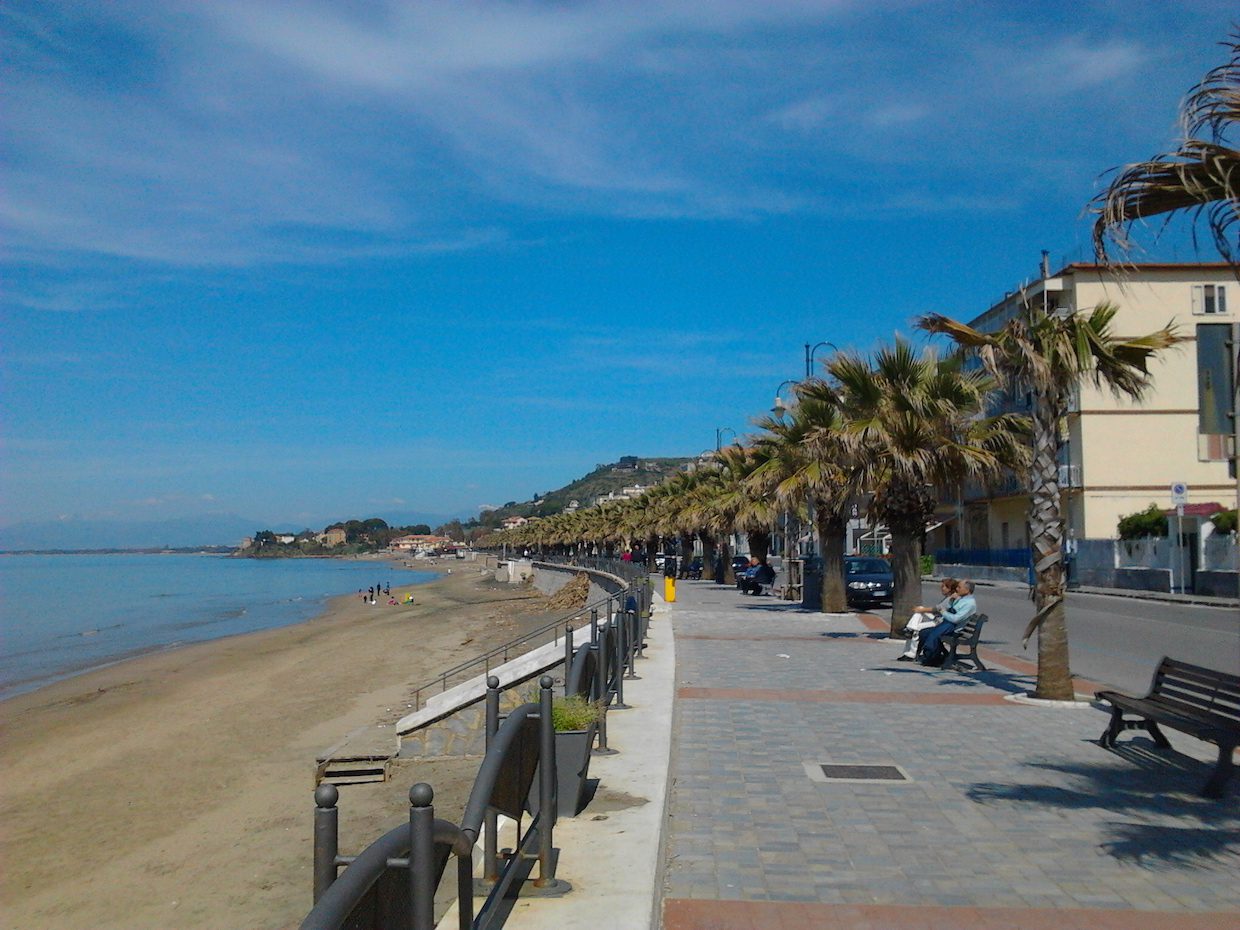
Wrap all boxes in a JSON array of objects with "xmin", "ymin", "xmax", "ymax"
[{"xmin": 664, "ymin": 575, "xmax": 676, "ymax": 602}]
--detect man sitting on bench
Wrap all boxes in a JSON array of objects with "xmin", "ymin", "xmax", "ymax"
[
  {"xmin": 738, "ymin": 558, "xmax": 777, "ymax": 595},
  {"xmin": 918, "ymin": 579, "xmax": 977, "ymax": 666}
]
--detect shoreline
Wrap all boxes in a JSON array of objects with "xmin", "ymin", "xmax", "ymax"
[
  {"xmin": 0, "ymin": 550, "xmax": 440, "ymax": 704},
  {"xmin": 0, "ymin": 564, "xmax": 553, "ymax": 930}
]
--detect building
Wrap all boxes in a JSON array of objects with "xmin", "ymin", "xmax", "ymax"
[
  {"xmin": 316, "ymin": 527, "xmax": 347, "ymax": 547},
  {"xmin": 500, "ymin": 516, "xmax": 529, "ymax": 531},
  {"xmin": 948, "ymin": 261, "xmax": 1236, "ymax": 556},
  {"xmin": 389, "ymin": 534, "xmax": 453, "ymax": 553}
]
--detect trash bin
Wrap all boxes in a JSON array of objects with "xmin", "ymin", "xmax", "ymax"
[{"xmin": 801, "ymin": 556, "xmax": 823, "ymax": 611}]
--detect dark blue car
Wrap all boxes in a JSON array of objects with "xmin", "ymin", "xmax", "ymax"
[{"xmin": 844, "ymin": 556, "xmax": 893, "ymax": 608}]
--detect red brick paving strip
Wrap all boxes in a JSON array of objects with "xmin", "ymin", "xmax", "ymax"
[
  {"xmin": 678, "ymin": 687, "xmax": 1012, "ymax": 705},
  {"xmin": 663, "ymin": 899, "xmax": 1236, "ymax": 929}
]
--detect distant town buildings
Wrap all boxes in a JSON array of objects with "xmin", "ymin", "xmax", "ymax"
[{"xmin": 389, "ymin": 534, "xmax": 456, "ymax": 553}]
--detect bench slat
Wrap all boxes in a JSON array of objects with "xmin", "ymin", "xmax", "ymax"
[
  {"xmin": 1156, "ymin": 684, "xmax": 1240, "ymax": 720},
  {"xmin": 1156, "ymin": 661, "xmax": 1240, "ymax": 691}
]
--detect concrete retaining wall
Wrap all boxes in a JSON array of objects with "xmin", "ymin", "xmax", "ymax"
[
  {"xmin": 1195, "ymin": 570, "xmax": 1240, "ymax": 598},
  {"xmin": 1113, "ymin": 567, "xmax": 1171, "ymax": 593},
  {"xmin": 395, "ymin": 561, "xmax": 627, "ymax": 759}
]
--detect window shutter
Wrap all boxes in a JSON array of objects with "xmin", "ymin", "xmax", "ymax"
[{"xmin": 1191, "ymin": 285, "xmax": 1203, "ymax": 315}]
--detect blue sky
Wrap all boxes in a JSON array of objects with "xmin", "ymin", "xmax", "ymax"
[{"xmin": 3, "ymin": 0, "xmax": 1235, "ymax": 529}]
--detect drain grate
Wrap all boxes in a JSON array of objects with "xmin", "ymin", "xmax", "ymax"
[{"xmin": 803, "ymin": 762, "xmax": 911, "ymax": 784}]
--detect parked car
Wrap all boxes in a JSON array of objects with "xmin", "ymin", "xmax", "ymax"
[
  {"xmin": 731, "ymin": 555, "xmax": 752, "ymax": 575},
  {"xmin": 844, "ymin": 556, "xmax": 893, "ymax": 608}
]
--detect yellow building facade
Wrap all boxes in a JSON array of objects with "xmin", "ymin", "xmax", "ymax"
[{"xmin": 962, "ymin": 262, "xmax": 1236, "ymax": 548}]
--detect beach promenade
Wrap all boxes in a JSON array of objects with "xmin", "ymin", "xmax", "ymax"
[
  {"xmin": 515, "ymin": 575, "xmax": 1238, "ymax": 930},
  {"xmin": 654, "ymin": 579, "xmax": 1240, "ymax": 929}
]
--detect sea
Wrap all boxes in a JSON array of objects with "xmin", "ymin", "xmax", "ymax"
[{"xmin": 0, "ymin": 553, "xmax": 437, "ymax": 700}]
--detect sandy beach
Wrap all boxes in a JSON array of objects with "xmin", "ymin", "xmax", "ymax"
[{"xmin": 0, "ymin": 566, "xmax": 560, "ymax": 930}]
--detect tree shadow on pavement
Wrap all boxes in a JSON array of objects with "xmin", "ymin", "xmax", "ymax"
[{"xmin": 967, "ymin": 745, "xmax": 1239, "ymax": 867}]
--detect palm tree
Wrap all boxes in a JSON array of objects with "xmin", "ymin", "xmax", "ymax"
[
  {"xmin": 751, "ymin": 388, "xmax": 854, "ymax": 612},
  {"xmin": 827, "ymin": 341, "xmax": 1028, "ymax": 634},
  {"xmin": 1093, "ymin": 33, "xmax": 1240, "ymax": 262},
  {"xmin": 920, "ymin": 303, "xmax": 1180, "ymax": 699},
  {"xmin": 712, "ymin": 444, "xmax": 779, "ymax": 565}
]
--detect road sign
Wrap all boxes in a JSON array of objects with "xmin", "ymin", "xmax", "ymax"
[{"xmin": 1170, "ymin": 482, "xmax": 1189, "ymax": 505}]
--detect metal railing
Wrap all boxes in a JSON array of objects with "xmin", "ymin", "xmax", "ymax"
[
  {"xmin": 300, "ymin": 565, "xmax": 653, "ymax": 930},
  {"xmin": 408, "ymin": 559, "xmax": 642, "ymax": 710}
]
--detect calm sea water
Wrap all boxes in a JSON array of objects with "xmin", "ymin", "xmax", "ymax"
[{"xmin": 0, "ymin": 554, "xmax": 436, "ymax": 700}]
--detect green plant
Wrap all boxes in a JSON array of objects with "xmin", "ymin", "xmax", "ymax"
[
  {"xmin": 551, "ymin": 695, "xmax": 602, "ymax": 731},
  {"xmin": 919, "ymin": 554, "xmax": 934, "ymax": 576},
  {"xmin": 1117, "ymin": 504, "xmax": 1169, "ymax": 540},
  {"xmin": 1211, "ymin": 509, "xmax": 1238, "ymax": 534}
]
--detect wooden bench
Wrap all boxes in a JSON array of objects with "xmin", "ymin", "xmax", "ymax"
[
  {"xmin": 1095, "ymin": 657, "xmax": 1240, "ymax": 798},
  {"xmin": 941, "ymin": 613, "xmax": 988, "ymax": 672}
]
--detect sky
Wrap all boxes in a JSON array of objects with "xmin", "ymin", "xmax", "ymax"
[{"xmin": 3, "ymin": 0, "xmax": 1236, "ymax": 531}]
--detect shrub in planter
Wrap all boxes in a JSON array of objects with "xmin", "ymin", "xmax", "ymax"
[{"xmin": 530, "ymin": 696, "xmax": 603, "ymax": 818}]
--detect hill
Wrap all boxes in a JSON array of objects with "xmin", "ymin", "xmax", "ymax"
[{"xmin": 476, "ymin": 456, "xmax": 691, "ymax": 528}]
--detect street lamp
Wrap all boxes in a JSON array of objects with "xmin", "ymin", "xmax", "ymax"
[
  {"xmin": 772, "ymin": 380, "xmax": 799, "ymax": 418},
  {"xmin": 804, "ymin": 341, "xmax": 838, "ymax": 378},
  {"xmin": 715, "ymin": 426, "xmax": 736, "ymax": 451}
]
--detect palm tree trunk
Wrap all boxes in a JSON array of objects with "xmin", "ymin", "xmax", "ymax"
[
  {"xmin": 720, "ymin": 539, "xmax": 735, "ymax": 584},
  {"xmin": 1030, "ymin": 400, "xmax": 1074, "ymax": 700},
  {"xmin": 747, "ymin": 530, "xmax": 771, "ymax": 564},
  {"xmin": 645, "ymin": 534, "xmax": 659, "ymax": 572},
  {"xmin": 816, "ymin": 509, "xmax": 848, "ymax": 612},
  {"xmin": 678, "ymin": 532, "xmax": 696, "ymax": 577},
  {"xmin": 701, "ymin": 534, "xmax": 718, "ymax": 580},
  {"xmin": 888, "ymin": 511, "xmax": 923, "ymax": 634}
]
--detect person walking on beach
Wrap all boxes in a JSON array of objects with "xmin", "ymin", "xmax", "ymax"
[
  {"xmin": 368, "ymin": 586, "xmax": 374, "ymax": 602},
  {"xmin": 384, "ymin": 583, "xmax": 390, "ymax": 597}
]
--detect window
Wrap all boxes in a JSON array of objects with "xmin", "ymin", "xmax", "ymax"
[{"xmin": 1191, "ymin": 284, "xmax": 1227, "ymax": 315}]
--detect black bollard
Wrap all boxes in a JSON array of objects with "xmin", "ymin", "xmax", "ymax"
[
  {"xmin": 408, "ymin": 783, "xmax": 435, "ymax": 930},
  {"xmin": 483, "ymin": 676, "xmax": 500, "ymax": 886},
  {"xmin": 312, "ymin": 783, "xmax": 339, "ymax": 903},
  {"xmin": 534, "ymin": 676, "xmax": 558, "ymax": 886},
  {"xmin": 563, "ymin": 624, "xmax": 574, "ymax": 696}
]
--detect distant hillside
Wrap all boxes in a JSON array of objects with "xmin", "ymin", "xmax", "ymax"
[{"xmin": 477, "ymin": 456, "xmax": 691, "ymax": 527}]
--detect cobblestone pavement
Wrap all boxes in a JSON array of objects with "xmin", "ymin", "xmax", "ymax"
[{"xmin": 661, "ymin": 581, "xmax": 1240, "ymax": 929}]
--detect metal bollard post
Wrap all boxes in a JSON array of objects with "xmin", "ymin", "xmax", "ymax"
[
  {"xmin": 313, "ymin": 783, "xmax": 340, "ymax": 903},
  {"xmin": 589, "ymin": 608, "xmax": 599, "ymax": 645},
  {"xmin": 534, "ymin": 676, "xmax": 559, "ymax": 887},
  {"xmin": 409, "ymin": 784, "xmax": 435, "ymax": 930},
  {"xmin": 626, "ymin": 609, "xmax": 642, "ymax": 677},
  {"xmin": 613, "ymin": 606, "xmax": 630, "ymax": 708},
  {"xmin": 564, "ymin": 624, "xmax": 574, "ymax": 696},
  {"xmin": 482, "ymin": 676, "xmax": 501, "ymax": 886}
]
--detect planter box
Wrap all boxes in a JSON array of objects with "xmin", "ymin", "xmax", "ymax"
[{"xmin": 527, "ymin": 723, "xmax": 598, "ymax": 818}]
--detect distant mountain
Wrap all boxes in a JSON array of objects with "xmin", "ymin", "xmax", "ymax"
[
  {"xmin": 0, "ymin": 514, "xmax": 299, "ymax": 552},
  {"xmin": 477, "ymin": 456, "xmax": 693, "ymax": 527}
]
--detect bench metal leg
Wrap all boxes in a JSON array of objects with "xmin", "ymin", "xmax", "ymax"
[
  {"xmin": 1145, "ymin": 720, "xmax": 1172, "ymax": 749},
  {"xmin": 970, "ymin": 648, "xmax": 987, "ymax": 672},
  {"xmin": 1100, "ymin": 706, "xmax": 1124, "ymax": 748},
  {"xmin": 1202, "ymin": 742, "xmax": 1235, "ymax": 799}
]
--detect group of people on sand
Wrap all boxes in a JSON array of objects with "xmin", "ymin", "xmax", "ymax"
[
  {"xmin": 895, "ymin": 577, "xmax": 978, "ymax": 667},
  {"xmin": 359, "ymin": 581, "xmax": 402, "ymax": 606}
]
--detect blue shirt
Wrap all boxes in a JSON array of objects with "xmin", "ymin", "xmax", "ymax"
[{"xmin": 942, "ymin": 593, "xmax": 977, "ymax": 628}]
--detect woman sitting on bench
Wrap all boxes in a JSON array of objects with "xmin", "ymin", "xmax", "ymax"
[
  {"xmin": 918, "ymin": 580, "xmax": 978, "ymax": 667},
  {"xmin": 896, "ymin": 577, "xmax": 957, "ymax": 662}
]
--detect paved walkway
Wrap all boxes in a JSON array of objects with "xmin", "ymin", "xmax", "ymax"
[{"xmin": 659, "ymin": 580, "xmax": 1240, "ymax": 929}]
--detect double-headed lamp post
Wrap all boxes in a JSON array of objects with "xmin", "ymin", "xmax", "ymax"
[
  {"xmin": 772, "ymin": 380, "xmax": 799, "ymax": 419},
  {"xmin": 715, "ymin": 426, "xmax": 736, "ymax": 451},
  {"xmin": 804, "ymin": 341, "xmax": 838, "ymax": 379}
]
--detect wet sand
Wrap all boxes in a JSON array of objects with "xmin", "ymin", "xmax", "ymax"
[{"xmin": 0, "ymin": 567, "xmax": 556, "ymax": 930}]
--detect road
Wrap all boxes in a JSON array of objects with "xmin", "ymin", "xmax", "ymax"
[{"xmin": 868, "ymin": 581, "xmax": 1239, "ymax": 694}]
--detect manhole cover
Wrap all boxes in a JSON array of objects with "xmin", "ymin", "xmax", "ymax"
[{"xmin": 803, "ymin": 762, "xmax": 911, "ymax": 783}]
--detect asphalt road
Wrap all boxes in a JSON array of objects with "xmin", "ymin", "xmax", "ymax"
[{"xmin": 867, "ymin": 581, "xmax": 1240, "ymax": 694}]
